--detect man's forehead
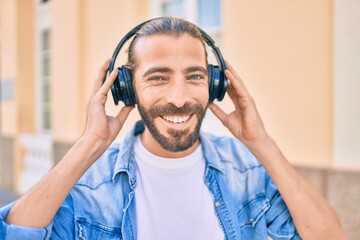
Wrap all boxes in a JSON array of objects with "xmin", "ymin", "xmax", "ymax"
[
  {"xmin": 134, "ymin": 33, "xmax": 206, "ymax": 54},
  {"xmin": 133, "ymin": 34, "xmax": 207, "ymax": 66}
]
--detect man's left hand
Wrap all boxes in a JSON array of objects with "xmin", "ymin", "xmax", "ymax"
[{"xmin": 209, "ymin": 61, "xmax": 268, "ymax": 146}]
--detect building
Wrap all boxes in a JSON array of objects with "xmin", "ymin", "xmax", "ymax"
[{"xmin": 0, "ymin": 0, "xmax": 359, "ymax": 238}]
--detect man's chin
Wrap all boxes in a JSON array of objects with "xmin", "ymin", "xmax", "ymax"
[
  {"xmin": 137, "ymin": 101, "xmax": 206, "ymax": 153},
  {"xmin": 158, "ymin": 138, "xmax": 196, "ymax": 152},
  {"xmin": 154, "ymin": 128, "xmax": 199, "ymax": 152}
]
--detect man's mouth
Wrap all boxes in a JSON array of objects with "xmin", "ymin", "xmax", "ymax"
[{"xmin": 161, "ymin": 114, "xmax": 192, "ymax": 124}]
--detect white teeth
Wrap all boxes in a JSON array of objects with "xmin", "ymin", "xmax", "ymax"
[{"xmin": 163, "ymin": 115, "xmax": 190, "ymax": 123}]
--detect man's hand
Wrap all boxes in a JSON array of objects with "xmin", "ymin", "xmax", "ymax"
[
  {"xmin": 210, "ymin": 61, "xmax": 346, "ymax": 239},
  {"xmin": 209, "ymin": 61, "xmax": 267, "ymax": 145},
  {"xmin": 83, "ymin": 59, "xmax": 134, "ymax": 150}
]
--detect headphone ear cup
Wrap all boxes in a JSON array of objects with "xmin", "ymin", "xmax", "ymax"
[
  {"xmin": 208, "ymin": 64, "xmax": 227, "ymax": 103},
  {"xmin": 117, "ymin": 66, "xmax": 136, "ymax": 106},
  {"xmin": 215, "ymin": 65, "xmax": 227, "ymax": 101},
  {"xmin": 110, "ymin": 68, "xmax": 122, "ymax": 105},
  {"xmin": 208, "ymin": 64, "xmax": 215, "ymax": 102}
]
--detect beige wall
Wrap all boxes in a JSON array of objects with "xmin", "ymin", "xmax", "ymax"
[
  {"xmin": 0, "ymin": 0, "xmax": 36, "ymax": 134},
  {"xmin": 333, "ymin": 0, "xmax": 360, "ymax": 170},
  {"xmin": 51, "ymin": 0, "xmax": 150, "ymax": 143},
  {"xmin": 2, "ymin": 0, "xmax": 358, "ymax": 172},
  {"xmin": 0, "ymin": 0, "xmax": 18, "ymax": 137},
  {"xmin": 17, "ymin": 0, "xmax": 36, "ymax": 134},
  {"xmin": 16, "ymin": 0, "xmax": 36, "ymax": 192},
  {"xmin": 81, "ymin": 0, "xmax": 148, "ymax": 142},
  {"xmin": 0, "ymin": 0, "xmax": 36, "ymax": 191},
  {"xmin": 52, "ymin": 0, "xmax": 83, "ymax": 142},
  {"xmin": 223, "ymin": 1, "xmax": 333, "ymax": 168}
]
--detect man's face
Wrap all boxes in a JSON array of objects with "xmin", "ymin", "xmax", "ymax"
[{"xmin": 132, "ymin": 34, "xmax": 209, "ymax": 155}]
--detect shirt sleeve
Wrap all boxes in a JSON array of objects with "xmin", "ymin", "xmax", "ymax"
[
  {"xmin": 265, "ymin": 173, "xmax": 301, "ymax": 240},
  {"xmin": 0, "ymin": 202, "xmax": 52, "ymax": 240},
  {"xmin": 0, "ymin": 194, "xmax": 75, "ymax": 240}
]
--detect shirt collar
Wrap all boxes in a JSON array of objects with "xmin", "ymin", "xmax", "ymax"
[
  {"xmin": 112, "ymin": 121, "xmax": 144, "ymax": 186},
  {"xmin": 112, "ymin": 120, "xmax": 225, "ymax": 185},
  {"xmin": 200, "ymin": 131, "xmax": 225, "ymax": 173}
]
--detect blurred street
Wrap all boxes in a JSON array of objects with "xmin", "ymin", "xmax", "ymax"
[{"xmin": 0, "ymin": 188, "xmax": 18, "ymax": 207}]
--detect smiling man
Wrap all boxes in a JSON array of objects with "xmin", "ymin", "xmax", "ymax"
[
  {"xmin": 0, "ymin": 17, "xmax": 345, "ymax": 240},
  {"xmin": 134, "ymin": 33, "xmax": 208, "ymax": 156}
]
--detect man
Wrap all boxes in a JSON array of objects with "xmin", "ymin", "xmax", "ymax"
[{"xmin": 0, "ymin": 17, "xmax": 345, "ymax": 240}]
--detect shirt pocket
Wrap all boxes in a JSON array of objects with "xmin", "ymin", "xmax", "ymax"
[
  {"xmin": 76, "ymin": 217, "xmax": 122, "ymax": 240},
  {"xmin": 237, "ymin": 194, "xmax": 270, "ymax": 229}
]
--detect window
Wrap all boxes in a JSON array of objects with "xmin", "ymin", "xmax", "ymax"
[
  {"xmin": 198, "ymin": 0, "xmax": 221, "ymax": 30},
  {"xmin": 152, "ymin": 0, "xmax": 222, "ymax": 62},
  {"xmin": 41, "ymin": 29, "xmax": 51, "ymax": 130},
  {"xmin": 162, "ymin": 0, "xmax": 183, "ymax": 17},
  {"xmin": 153, "ymin": 0, "xmax": 222, "ymax": 34},
  {"xmin": 37, "ymin": 0, "xmax": 52, "ymax": 132}
]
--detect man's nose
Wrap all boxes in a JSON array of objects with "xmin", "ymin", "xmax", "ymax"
[{"xmin": 165, "ymin": 77, "xmax": 190, "ymax": 108}]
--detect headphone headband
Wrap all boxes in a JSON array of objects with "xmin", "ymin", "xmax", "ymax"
[{"xmin": 109, "ymin": 17, "xmax": 227, "ymax": 105}]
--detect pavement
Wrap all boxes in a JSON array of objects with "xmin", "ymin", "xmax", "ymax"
[{"xmin": 0, "ymin": 188, "xmax": 18, "ymax": 207}]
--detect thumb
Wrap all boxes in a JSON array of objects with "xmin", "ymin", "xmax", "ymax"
[
  {"xmin": 115, "ymin": 106, "xmax": 135, "ymax": 125},
  {"xmin": 208, "ymin": 103, "xmax": 228, "ymax": 126}
]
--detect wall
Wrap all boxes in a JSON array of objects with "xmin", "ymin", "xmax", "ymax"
[
  {"xmin": 0, "ymin": 0, "xmax": 18, "ymax": 137},
  {"xmin": 333, "ymin": 0, "xmax": 360, "ymax": 170},
  {"xmin": 51, "ymin": 0, "xmax": 150, "ymax": 145},
  {"xmin": 0, "ymin": 0, "xmax": 17, "ymax": 191},
  {"xmin": 222, "ymin": 0, "xmax": 333, "ymax": 168},
  {"xmin": 52, "ymin": 0, "xmax": 83, "ymax": 143},
  {"xmin": 0, "ymin": 0, "xmax": 36, "ymax": 191}
]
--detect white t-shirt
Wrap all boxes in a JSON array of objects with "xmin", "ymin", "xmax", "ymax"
[{"xmin": 134, "ymin": 135, "xmax": 225, "ymax": 240}]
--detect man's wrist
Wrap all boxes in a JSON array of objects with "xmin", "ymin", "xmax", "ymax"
[
  {"xmin": 244, "ymin": 134, "xmax": 281, "ymax": 165},
  {"xmin": 75, "ymin": 134, "xmax": 109, "ymax": 164},
  {"xmin": 243, "ymin": 132, "xmax": 273, "ymax": 152}
]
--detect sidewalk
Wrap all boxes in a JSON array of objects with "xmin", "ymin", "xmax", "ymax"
[{"xmin": 0, "ymin": 188, "xmax": 18, "ymax": 207}]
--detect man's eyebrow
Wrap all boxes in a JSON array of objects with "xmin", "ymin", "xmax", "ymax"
[
  {"xmin": 184, "ymin": 66, "xmax": 208, "ymax": 75},
  {"xmin": 142, "ymin": 67, "xmax": 174, "ymax": 78}
]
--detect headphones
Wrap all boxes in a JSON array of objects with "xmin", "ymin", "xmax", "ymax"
[{"xmin": 108, "ymin": 18, "xmax": 228, "ymax": 106}]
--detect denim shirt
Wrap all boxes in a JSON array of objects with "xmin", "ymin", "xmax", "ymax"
[{"xmin": 0, "ymin": 121, "xmax": 300, "ymax": 240}]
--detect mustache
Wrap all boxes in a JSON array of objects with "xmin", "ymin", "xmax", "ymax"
[{"xmin": 147, "ymin": 102, "xmax": 205, "ymax": 118}]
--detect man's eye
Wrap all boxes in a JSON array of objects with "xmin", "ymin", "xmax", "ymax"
[
  {"xmin": 149, "ymin": 76, "xmax": 165, "ymax": 81},
  {"xmin": 188, "ymin": 75, "xmax": 204, "ymax": 80}
]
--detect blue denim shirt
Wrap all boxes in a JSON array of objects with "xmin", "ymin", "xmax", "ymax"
[{"xmin": 0, "ymin": 121, "xmax": 300, "ymax": 240}]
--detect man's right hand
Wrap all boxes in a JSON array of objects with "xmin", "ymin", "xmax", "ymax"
[{"xmin": 82, "ymin": 59, "xmax": 134, "ymax": 151}]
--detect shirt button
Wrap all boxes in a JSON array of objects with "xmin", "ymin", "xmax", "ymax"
[
  {"xmin": 215, "ymin": 201, "xmax": 221, "ymax": 207},
  {"xmin": 249, "ymin": 218, "xmax": 253, "ymax": 224}
]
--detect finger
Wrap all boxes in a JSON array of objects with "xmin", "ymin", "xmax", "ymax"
[
  {"xmin": 226, "ymin": 70, "xmax": 250, "ymax": 108},
  {"xmin": 208, "ymin": 103, "xmax": 228, "ymax": 126},
  {"xmin": 226, "ymin": 80, "xmax": 241, "ymax": 109},
  {"xmin": 225, "ymin": 60, "xmax": 245, "ymax": 86},
  {"xmin": 90, "ymin": 59, "xmax": 111, "ymax": 97},
  {"xmin": 97, "ymin": 67, "xmax": 118, "ymax": 96},
  {"xmin": 225, "ymin": 69, "xmax": 250, "ymax": 99},
  {"xmin": 224, "ymin": 60, "xmax": 251, "ymax": 97},
  {"xmin": 115, "ymin": 106, "xmax": 135, "ymax": 125}
]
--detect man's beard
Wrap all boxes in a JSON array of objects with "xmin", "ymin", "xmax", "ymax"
[{"xmin": 137, "ymin": 101, "xmax": 207, "ymax": 152}]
